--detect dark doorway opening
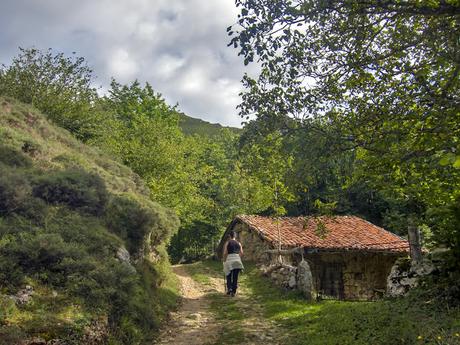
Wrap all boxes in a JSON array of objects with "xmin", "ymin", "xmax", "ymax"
[{"xmin": 318, "ymin": 262, "xmax": 344, "ymax": 299}]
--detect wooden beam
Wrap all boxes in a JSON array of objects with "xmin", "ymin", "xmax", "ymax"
[{"xmin": 408, "ymin": 223, "xmax": 423, "ymax": 263}]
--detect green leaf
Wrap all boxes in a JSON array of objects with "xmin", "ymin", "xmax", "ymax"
[
  {"xmin": 453, "ymin": 156, "xmax": 460, "ymax": 169},
  {"xmin": 439, "ymin": 156, "xmax": 451, "ymax": 166}
]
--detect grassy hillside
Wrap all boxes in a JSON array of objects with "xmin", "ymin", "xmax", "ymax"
[
  {"xmin": 179, "ymin": 113, "xmax": 241, "ymax": 137},
  {"xmin": 0, "ymin": 97, "xmax": 180, "ymax": 344}
]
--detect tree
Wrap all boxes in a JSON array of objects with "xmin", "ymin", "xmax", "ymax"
[
  {"xmin": 0, "ymin": 48, "xmax": 100, "ymax": 140},
  {"xmin": 97, "ymin": 80, "xmax": 182, "ymax": 178},
  {"xmin": 103, "ymin": 79, "xmax": 180, "ymax": 127},
  {"xmin": 230, "ymin": 0, "xmax": 459, "ymax": 158},
  {"xmin": 96, "ymin": 81, "xmax": 194, "ymax": 210},
  {"xmin": 240, "ymin": 128, "xmax": 296, "ymax": 216},
  {"xmin": 229, "ymin": 0, "xmax": 460, "ymax": 248},
  {"xmin": 168, "ymin": 221, "xmax": 220, "ymax": 263}
]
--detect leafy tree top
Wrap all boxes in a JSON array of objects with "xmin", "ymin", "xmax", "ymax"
[{"xmin": 229, "ymin": 1, "xmax": 459, "ymax": 156}]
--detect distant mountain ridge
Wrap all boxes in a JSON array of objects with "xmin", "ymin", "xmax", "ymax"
[{"xmin": 179, "ymin": 113, "xmax": 241, "ymax": 137}]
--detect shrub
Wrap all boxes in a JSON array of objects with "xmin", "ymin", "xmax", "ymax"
[
  {"xmin": 0, "ymin": 169, "xmax": 31, "ymax": 216},
  {"xmin": 105, "ymin": 195, "xmax": 154, "ymax": 254},
  {"xmin": 0, "ymin": 228, "xmax": 126, "ymax": 310},
  {"xmin": 0, "ymin": 254, "xmax": 24, "ymax": 289},
  {"xmin": 105, "ymin": 194, "xmax": 179, "ymax": 255},
  {"xmin": 0, "ymin": 145, "xmax": 32, "ymax": 167},
  {"xmin": 0, "ymin": 206, "xmax": 177, "ymax": 344},
  {"xmin": 67, "ymin": 259, "xmax": 127, "ymax": 311},
  {"xmin": 108, "ymin": 261, "xmax": 162, "ymax": 345},
  {"xmin": 420, "ymin": 250, "xmax": 460, "ymax": 306},
  {"xmin": 33, "ymin": 170, "xmax": 108, "ymax": 215},
  {"xmin": 0, "ymin": 167, "xmax": 46, "ymax": 221},
  {"xmin": 0, "ymin": 294, "xmax": 18, "ymax": 325},
  {"xmin": 0, "ymin": 232, "xmax": 86, "ymax": 287},
  {"xmin": 45, "ymin": 208, "xmax": 122, "ymax": 257},
  {"xmin": 148, "ymin": 205, "xmax": 180, "ymax": 246}
]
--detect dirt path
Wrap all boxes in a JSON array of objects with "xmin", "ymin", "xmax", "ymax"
[
  {"xmin": 154, "ymin": 265, "xmax": 224, "ymax": 345},
  {"xmin": 155, "ymin": 263, "xmax": 285, "ymax": 345}
]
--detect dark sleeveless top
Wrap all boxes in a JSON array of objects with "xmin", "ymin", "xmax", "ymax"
[{"xmin": 227, "ymin": 239, "xmax": 241, "ymax": 254}]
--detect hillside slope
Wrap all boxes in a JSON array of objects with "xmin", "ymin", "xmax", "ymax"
[
  {"xmin": 0, "ymin": 97, "xmax": 180, "ymax": 344},
  {"xmin": 179, "ymin": 113, "xmax": 240, "ymax": 137}
]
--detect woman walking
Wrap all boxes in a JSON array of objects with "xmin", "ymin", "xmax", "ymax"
[{"xmin": 222, "ymin": 231, "xmax": 244, "ymax": 297}]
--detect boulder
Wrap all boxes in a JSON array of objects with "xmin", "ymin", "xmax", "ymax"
[
  {"xmin": 386, "ymin": 257, "xmax": 436, "ymax": 297},
  {"xmin": 297, "ymin": 259, "xmax": 313, "ymax": 300},
  {"xmin": 116, "ymin": 246, "xmax": 136, "ymax": 273},
  {"xmin": 116, "ymin": 246, "xmax": 131, "ymax": 263},
  {"xmin": 411, "ymin": 260, "xmax": 435, "ymax": 276}
]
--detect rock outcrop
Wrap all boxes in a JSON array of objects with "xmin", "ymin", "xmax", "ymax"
[
  {"xmin": 10, "ymin": 285, "xmax": 34, "ymax": 305},
  {"xmin": 116, "ymin": 246, "xmax": 136, "ymax": 273},
  {"xmin": 387, "ymin": 257, "xmax": 436, "ymax": 297}
]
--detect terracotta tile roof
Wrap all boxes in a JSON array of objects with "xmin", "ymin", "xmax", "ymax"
[{"xmin": 236, "ymin": 215, "xmax": 409, "ymax": 253}]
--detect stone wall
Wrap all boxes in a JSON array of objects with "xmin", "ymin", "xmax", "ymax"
[
  {"xmin": 306, "ymin": 252, "xmax": 400, "ymax": 300},
  {"xmin": 261, "ymin": 264, "xmax": 297, "ymax": 289},
  {"xmin": 349, "ymin": 253, "xmax": 399, "ymax": 300},
  {"xmin": 236, "ymin": 223, "xmax": 278, "ymax": 264},
  {"xmin": 260, "ymin": 260, "xmax": 314, "ymax": 299}
]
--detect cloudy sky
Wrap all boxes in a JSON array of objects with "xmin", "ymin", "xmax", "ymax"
[{"xmin": 0, "ymin": 0, "xmax": 257, "ymax": 127}]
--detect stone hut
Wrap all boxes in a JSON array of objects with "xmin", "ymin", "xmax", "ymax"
[{"xmin": 218, "ymin": 215, "xmax": 409, "ymax": 300}]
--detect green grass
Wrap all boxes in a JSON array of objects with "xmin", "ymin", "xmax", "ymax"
[
  {"xmin": 210, "ymin": 292, "xmax": 245, "ymax": 322},
  {"xmin": 187, "ymin": 260, "xmax": 460, "ymax": 345},
  {"xmin": 184, "ymin": 260, "xmax": 223, "ymax": 285},
  {"xmin": 245, "ymin": 266, "xmax": 460, "ymax": 345},
  {"xmin": 208, "ymin": 291, "xmax": 247, "ymax": 344}
]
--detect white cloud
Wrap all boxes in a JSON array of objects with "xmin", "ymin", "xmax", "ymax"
[
  {"xmin": 0, "ymin": 0, "xmax": 253, "ymax": 127},
  {"xmin": 155, "ymin": 54, "xmax": 185, "ymax": 80},
  {"xmin": 109, "ymin": 48, "xmax": 138, "ymax": 81},
  {"xmin": 136, "ymin": 22, "xmax": 157, "ymax": 42}
]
